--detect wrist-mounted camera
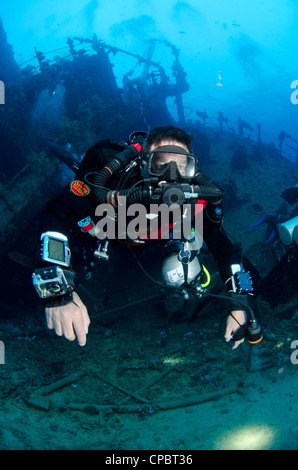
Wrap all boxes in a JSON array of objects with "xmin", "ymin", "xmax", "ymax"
[
  {"xmin": 33, "ymin": 232, "xmax": 74, "ymax": 305},
  {"xmin": 32, "ymin": 266, "xmax": 75, "ymax": 302}
]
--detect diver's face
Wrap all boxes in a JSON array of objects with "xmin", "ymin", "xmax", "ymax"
[
  {"xmin": 149, "ymin": 140, "xmax": 189, "ymax": 177},
  {"xmin": 151, "ymin": 152, "xmax": 187, "ymax": 175}
]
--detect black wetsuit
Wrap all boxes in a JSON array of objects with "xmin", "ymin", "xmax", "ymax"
[{"xmin": 38, "ymin": 160, "xmax": 243, "ymax": 292}]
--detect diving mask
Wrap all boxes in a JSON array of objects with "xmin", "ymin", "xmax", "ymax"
[{"xmin": 146, "ymin": 145, "xmax": 197, "ymax": 181}]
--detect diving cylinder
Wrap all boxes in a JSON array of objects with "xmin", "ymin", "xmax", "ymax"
[
  {"xmin": 161, "ymin": 249, "xmax": 202, "ymax": 288},
  {"xmin": 277, "ymin": 216, "xmax": 298, "ymax": 246}
]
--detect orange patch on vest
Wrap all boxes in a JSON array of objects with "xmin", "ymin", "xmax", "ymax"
[{"xmin": 70, "ymin": 180, "xmax": 90, "ymax": 196}]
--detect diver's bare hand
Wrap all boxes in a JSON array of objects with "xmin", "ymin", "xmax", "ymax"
[
  {"xmin": 225, "ymin": 310, "xmax": 246, "ymax": 350},
  {"xmin": 45, "ymin": 292, "xmax": 90, "ymax": 346}
]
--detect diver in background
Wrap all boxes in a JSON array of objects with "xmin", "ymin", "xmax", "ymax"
[
  {"xmin": 258, "ymin": 185, "xmax": 298, "ymax": 307},
  {"xmin": 281, "ymin": 184, "xmax": 298, "ymax": 218},
  {"xmin": 32, "ymin": 125, "xmax": 261, "ymax": 349}
]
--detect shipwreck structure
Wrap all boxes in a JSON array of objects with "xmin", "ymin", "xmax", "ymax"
[{"xmin": 0, "ymin": 30, "xmax": 190, "ymax": 259}]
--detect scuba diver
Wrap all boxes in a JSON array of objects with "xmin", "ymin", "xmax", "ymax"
[
  {"xmin": 256, "ymin": 186, "xmax": 298, "ymax": 307},
  {"xmin": 239, "ymin": 181, "xmax": 298, "ymax": 311},
  {"xmin": 281, "ymin": 184, "xmax": 298, "ymax": 212},
  {"xmin": 248, "ymin": 183, "xmax": 298, "ymax": 246},
  {"xmin": 32, "ymin": 125, "xmax": 262, "ymax": 349}
]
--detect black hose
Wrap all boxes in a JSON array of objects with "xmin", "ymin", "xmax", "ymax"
[
  {"xmin": 92, "ymin": 160, "xmax": 120, "ymax": 203},
  {"xmin": 193, "ymin": 172, "xmax": 225, "ymax": 203},
  {"xmin": 92, "ymin": 145, "xmax": 141, "ymax": 205}
]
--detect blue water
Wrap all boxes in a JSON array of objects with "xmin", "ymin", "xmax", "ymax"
[{"xmin": 1, "ymin": 0, "xmax": 298, "ymax": 158}]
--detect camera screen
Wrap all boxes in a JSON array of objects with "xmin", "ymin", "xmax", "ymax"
[{"xmin": 48, "ymin": 238, "xmax": 65, "ymax": 262}]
